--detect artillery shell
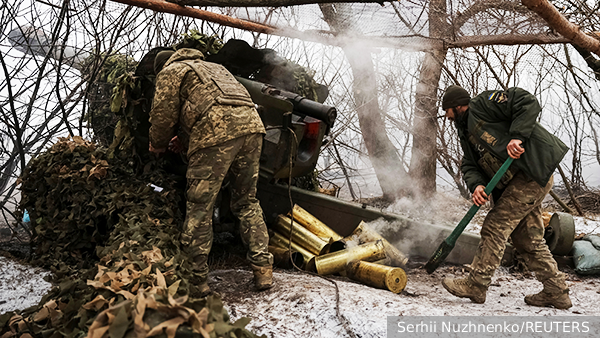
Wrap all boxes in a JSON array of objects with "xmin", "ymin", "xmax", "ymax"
[
  {"xmin": 348, "ymin": 221, "xmax": 408, "ymax": 267},
  {"xmin": 288, "ymin": 204, "xmax": 343, "ymax": 241},
  {"xmin": 313, "ymin": 240, "xmax": 386, "ymax": 276},
  {"xmin": 346, "ymin": 260, "xmax": 407, "ymax": 293},
  {"xmin": 268, "ymin": 245, "xmax": 305, "ymax": 269},
  {"xmin": 272, "ymin": 215, "xmax": 330, "ymax": 255},
  {"xmin": 270, "ymin": 230, "xmax": 316, "ymax": 263}
]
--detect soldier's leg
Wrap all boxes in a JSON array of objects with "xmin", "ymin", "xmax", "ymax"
[
  {"xmin": 228, "ymin": 134, "xmax": 273, "ymax": 269},
  {"xmin": 182, "ymin": 139, "xmax": 242, "ymax": 289},
  {"xmin": 469, "ymin": 172, "xmax": 551, "ymax": 287},
  {"xmin": 509, "ymin": 177, "xmax": 571, "ymax": 309},
  {"xmin": 510, "ymin": 205, "xmax": 567, "ymax": 291}
]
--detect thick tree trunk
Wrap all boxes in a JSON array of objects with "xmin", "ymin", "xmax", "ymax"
[
  {"xmin": 409, "ymin": 49, "xmax": 447, "ymax": 197},
  {"xmin": 408, "ymin": 0, "xmax": 448, "ymax": 198},
  {"xmin": 319, "ymin": 4, "xmax": 407, "ymax": 200},
  {"xmin": 343, "ymin": 46, "xmax": 408, "ymax": 199}
]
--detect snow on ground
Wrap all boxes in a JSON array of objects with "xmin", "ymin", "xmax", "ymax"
[
  {"xmin": 572, "ymin": 215, "xmax": 600, "ymax": 235},
  {"xmin": 1, "ymin": 191, "xmax": 599, "ymax": 337},
  {"xmin": 0, "ymin": 256, "xmax": 53, "ymax": 314},
  {"xmin": 1, "ymin": 253, "xmax": 599, "ymax": 337},
  {"xmin": 214, "ymin": 266, "xmax": 600, "ymax": 338}
]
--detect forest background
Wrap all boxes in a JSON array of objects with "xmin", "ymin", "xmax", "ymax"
[{"xmin": 2, "ymin": 0, "xmax": 600, "ymax": 228}]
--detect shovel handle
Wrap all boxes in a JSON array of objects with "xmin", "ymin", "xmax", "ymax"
[
  {"xmin": 425, "ymin": 157, "xmax": 514, "ymax": 274},
  {"xmin": 445, "ymin": 157, "xmax": 514, "ymax": 245}
]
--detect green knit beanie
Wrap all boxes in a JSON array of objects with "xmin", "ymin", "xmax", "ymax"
[
  {"xmin": 154, "ymin": 50, "xmax": 175, "ymax": 75},
  {"xmin": 442, "ymin": 85, "xmax": 471, "ymax": 110}
]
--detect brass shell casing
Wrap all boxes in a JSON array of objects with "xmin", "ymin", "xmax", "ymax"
[
  {"xmin": 346, "ymin": 260, "xmax": 407, "ymax": 293},
  {"xmin": 329, "ymin": 240, "xmax": 347, "ymax": 253},
  {"xmin": 268, "ymin": 245, "xmax": 305, "ymax": 269},
  {"xmin": 313, "ymin": 240, "xmax": 386, "ymax": 276},
  {"xmin": 269, "ymin": 230, "xmax": 316, "ymax": 263},
  {"xmin": 288, "ymin": 204, "xmax": 343, "ymax": 241},
  {"xmin": 273, "ymin": 215, "xmax": 330, "ymax": 255},
  {"xmin": 348, "ymin": 221, "xmax": 408, "ymax": 267}
]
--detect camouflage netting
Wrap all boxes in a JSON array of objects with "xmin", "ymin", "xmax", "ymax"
[
  {"xmin": 82, "ymin": 53, "xmax": 139, "ymax": 146},
  {"xmin": 0, "ymin": 29, "xmax": 332, "ymax": 337},
  {"xmin": 0, "ymin": 137, "xmax": 264, "ymax": 337}
]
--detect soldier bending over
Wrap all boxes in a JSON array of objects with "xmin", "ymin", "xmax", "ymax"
[{"xmin": 149, "ymin": 48, "xmax": 274, "ymax": 297}]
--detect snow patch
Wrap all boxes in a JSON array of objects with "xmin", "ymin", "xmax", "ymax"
[
  {"xmin": 0, "ymin": 256, "xmax": 53, "ymax": 314},
  {"xmin": 215, "ymin": 267, "xmax": 600, "ymax": 338}
]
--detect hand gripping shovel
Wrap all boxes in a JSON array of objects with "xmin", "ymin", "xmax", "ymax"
[{"xmin": 424, "ymin": 157, "xmax": 514, "ymax": 274}]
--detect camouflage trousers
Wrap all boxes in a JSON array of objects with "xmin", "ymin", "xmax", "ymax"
[
  {"xmin": 468, "ymin": 171, "xmax": 568, "ymax": 293},
  {"xmin": 181, "ymin": 133, "xmax": 273, "ymax": 283}
]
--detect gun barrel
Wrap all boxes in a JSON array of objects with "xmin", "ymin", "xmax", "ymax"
[
  {"xmin": 276, "ymin": 91, "xmax": 337, "ymax": 128},
  {"xmin": 235, "ymin": 76, "xmax": 336, "ymax": 128}
]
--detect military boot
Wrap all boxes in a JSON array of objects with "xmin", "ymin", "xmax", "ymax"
[
  {"xmin": 442, "ymin": 277, "xmax": 487, "ymax": 304},
  {"xmin": 251, "ymin": 264, "xmax": 273, "ymax": 290},
  {"xmin": 189, "ymin": 282, "xmax": 211, "ymax": 298},
  {"xmin": 525, "ymin": 289, "xmax": 572, "ymax": 309},
  {"xmin": 188, "ymin": 271, "xmax": 212, "ymax": 299}
]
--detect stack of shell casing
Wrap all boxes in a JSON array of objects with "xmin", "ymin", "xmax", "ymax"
[
  {"xmin": 268, "ymin": 204, "xmax": 408, "ymax": 293},
  {"xmin": 343, "ymin": 221, "xmax": 409, "ymax": 267}
]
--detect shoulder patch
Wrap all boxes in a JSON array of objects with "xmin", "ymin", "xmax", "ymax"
[
  {"xmin": 480, "ymin": 131, "xmax": 498, "ymax": 146},
  {"xmin": 488, "ymin": 91, "xmax": 508, "ymax": 103}
]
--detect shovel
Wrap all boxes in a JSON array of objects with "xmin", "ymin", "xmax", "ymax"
[{"xmin": 424, "ymin": 156, "xmax": 514, "ymax": 274}]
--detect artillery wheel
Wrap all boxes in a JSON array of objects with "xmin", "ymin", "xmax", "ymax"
[{"xmin": 544, "ymin": 212, "xmax": 575, "ymax": 256}]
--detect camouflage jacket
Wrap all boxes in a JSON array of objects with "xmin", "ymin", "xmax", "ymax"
[
  {"xmin": 455, "ymin": 87, "xmax": 568, "ymax": 192},
  {"xmin": 149, "ymin": 48, "xmax": 265, "ymax": 158}
]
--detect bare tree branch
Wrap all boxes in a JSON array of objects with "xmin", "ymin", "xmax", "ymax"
[
  {"xmin": 166, "ymin": 0, "xmax": 385, "ymax": 6},
  {"xmin": 112, "ymin": 0, "xmax": 276, "ymax": 33},
  {"xmin": 331, "ymin": 140, "xmax": 357, "ymax": 200},
  {"xmin": 522, "ymin": 0, "xmax": 600, "ymax": 57},
  {"xmin": 455, "ymin": 0, "xmax": 531, "ymax": 30},
  {"xmin": 110, "ymin": 0, "xmax": 570, "ymax": 52},
  {"xmin": 572, "ymin": 44, "xmax": 600, "ymax": 80},
  {"xmin": 557, "ymin": 164, "xmax": 585, "ymax": 216}
]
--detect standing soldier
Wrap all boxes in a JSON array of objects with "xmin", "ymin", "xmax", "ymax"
[
  {"xmin": 149, "ymin": 48, "xmax": 273, "ymax": 297},
  {"xmin": 440, "ymin": 85, "xmax": 572, "ymax": 309}
]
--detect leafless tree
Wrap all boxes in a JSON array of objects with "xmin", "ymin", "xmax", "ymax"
[
  {"xmin": 0, "ymin": 0, "xmax": 229, "ymax": 231},
  {"xmin": 3, "ymin": 0, "xmax": 600, "ymax": 219}
]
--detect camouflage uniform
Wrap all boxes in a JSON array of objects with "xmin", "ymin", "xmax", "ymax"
[
  {"xmin": 469, "ymin": 172, "xmax": 566, "ymax": 292},
  {"xmin": 149, "ymin": 48, "xmax": 273, "ymax": 283},
  {"xmin": 454, "ymin": 88, "xmax": 568, "ymax": 294}
]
